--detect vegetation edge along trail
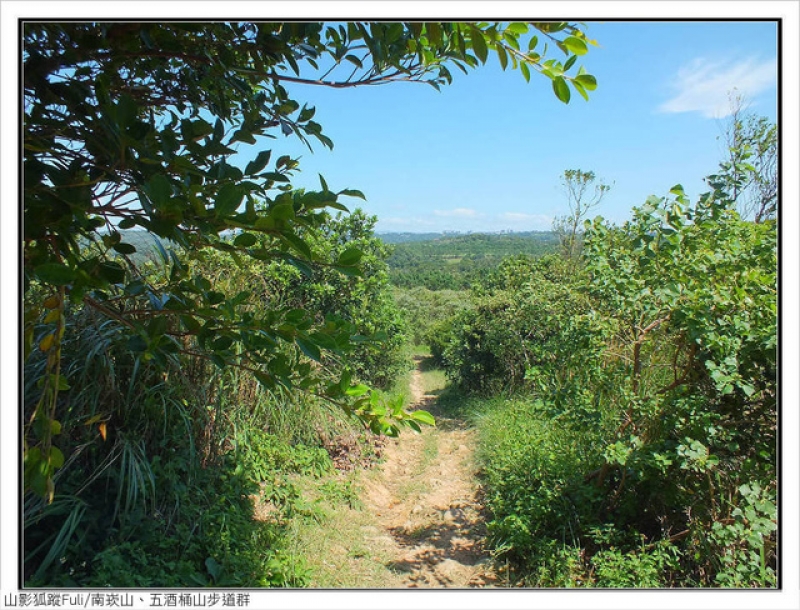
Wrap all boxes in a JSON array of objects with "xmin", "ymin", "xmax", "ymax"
[{"xmin": 284, "ymin": 353, "xmax": 500, "ymax": 588}]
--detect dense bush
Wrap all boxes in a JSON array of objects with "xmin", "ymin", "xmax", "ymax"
[
  {"xmin": 440, "ymin": 255, "xmax": 606, "ymax": 396},
  {"xmin": 442, "ymin": 183, "xmax": 777, "ymax": 587},
  {"xmin": 193, "ymin": 209, "xmax": 408, "ymax": 390}
]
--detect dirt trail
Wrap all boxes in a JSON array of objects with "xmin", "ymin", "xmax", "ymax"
[{"xmin": 359, "ymin": 358, "xmax": 499, "ymax": 587}]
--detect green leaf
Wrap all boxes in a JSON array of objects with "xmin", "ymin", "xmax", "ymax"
[
  {"xmin": 54, "ymin": 374, "xmax": 70, "ymax": 391},
  {"xmin": 337, "ymin": 247, "xmax": 363, "ymax": 266},
  {"xmin": 34, "ymin": 263, "xmax": 76, "ymax": 286},
  {"xmin": 215, "ymin": 184, "xmax": 244, "ymax": 217},
  {"xmin": 115, "ymin": 94, "xmax": 138, "ymax": 128},
  {"xmin": 113, "ymin": 242, "xmax": 137, "ymax": 255},
  {"xmin": 298, "ymin": 105, "xmax": 317, "ymax": 122},
  {"xmin": 332, "ymin": 264, "xmax": 362, "ymax": 277},
  {"xmin": 180, "ymin": 315, "xmax": 201, "ymax": 333},
  {"xmin": 503, "ymin": 31, "xmax": 520, "ymax": 51},
  {"xmin": 520, "ymin": 61, "xmax": 531, "ymax": 83},
  {"xmin": 232, "ymin": 129, "xmax": 256, "ymax": 144},
  {"xmin": 426, "ymin": 22, "xmax": 443, "ymax": 47},
  {"xmin": 552, "ymin": 76, "xmax": 571, "ymax": 103},
  {"xmin": 310, "ymin": 331, "xmax": 338, "ymax": 350},
  {"xmin": 562, "ymin": 36, "xmax": 588, "ymax": 55},
  {"xmin": 205, "ymin": 557, "xmax": 223, "ymax": 582},
  {"xmin": 574, "ymin": 74, "xmax": 597, "ymax": 91},
  {"xmin": 211, "ymin": 336, "xmax": 234, "ymax": 351},
  {"xmin": 345, "ymin": 384, "xmax": 370, "ymax": 397},
  {"xmin": 339, "ymin": 369, "xmax": 352, "ymax": 391},
  {"xmin": 270, "ymin": 202, "xmax": 295, "ymax": 222},
  {"xmin": 233, "ymin": 232, "xmax": 258, "ymax": 247},
  {"xmin": 181, "ymin": 118, "xmax": 213, "ymax": 142},
  {"xmin": 286, "ymin": 257, "xmax": 314, "ymax": 277},
  {"xmin": 98, "ymin": 261, "xmax": 126, "ymax": 284},
  {"xmin": 739, "ymin": 382, "xmax": 756, "ymax": 397},
  {"xmin": 48, "ymin": 446, "xmax": 65, "ymax": 469},
  {"xmin": 284, "ymin": 308, "xmax": 306, "ymax": 324},
  {"xmin": 470, "ymin": 27, "xmax": 488, "ymax": 64},
  {"xmin": 144, "ymin": 174, "xmax": 172, "ymax": 208},
  {"xmin": 496, "ymin": 45, "xmax": 508, "ymax": 70},
  {"xmin": 338, "ymin": 188, "xmax": 365, "ymax": 201},
  {"xmin": 326, "ymin": 201, "xmax": 350, "ymax": 212},
  {"xmin": 255, "ymin": 371, "xmax": 275, "ymax": 389},
  {"xmin": 571, "ymin": 80, "xmax": 589, "ymax": 101},
  {"xmin": 282, "ymin": 232, "xmax": 312, "ymax": 259},
  {"xmin": 505, "ymin": 23, "xmax": 528, "ymax": 35},
  {"xmin": 244, "ymin": 150, "xmax": 271, "ymax": 176},
  {"xmin": 127, "ymin": 335, "xmax": 148, "ymax": 352},
  {"xmin": 410, "ymin": 410, "xmax": 435, "ymax": 426},
  {"xmin": 296, "ymin": 336, "xmax": 321, "ymax": 362},
  {"xmin": 261, "ymin": 172, "xmax": 290, "ymax": 183}
]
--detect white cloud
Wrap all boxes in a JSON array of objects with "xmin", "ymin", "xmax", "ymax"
[
  {"xmin": 432, "ymin": 207, "xmax": 481, "ymax": 218},
  {"xmin": 659, "ymin": 56, "xmax": 777, "ymax": 118}
]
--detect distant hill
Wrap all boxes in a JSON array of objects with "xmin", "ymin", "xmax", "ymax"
[
  {"xmin": 377, "ymin": 232, "xmax": 447, "ymax": 244},
  {"xmin": 377, "ymin": 230, "xmax": 558, "ymax": 245},
  {"xmin": 384, "ymin": 231, "xmax": 560, "ymax": 290}
]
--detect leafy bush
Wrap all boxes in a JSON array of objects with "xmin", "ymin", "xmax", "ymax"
[
  {"xmin": 441, "ymin": 255, "xmax": 606, "ymax": 395},
  {"xmin": 706, "ymin": 483, "xmax": 777, "ymax": 587},
  {"xmin": 476, "ymin": 398, "xmax": 605, "ymax": 568},
  {"xmin": 457, "ymin": 180, "xmax": 776, "ymax": 587}
]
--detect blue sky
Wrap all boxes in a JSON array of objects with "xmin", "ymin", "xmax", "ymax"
[{"xmin": 252, "ymin": 20, "xmax": 778, "ymax": 233}]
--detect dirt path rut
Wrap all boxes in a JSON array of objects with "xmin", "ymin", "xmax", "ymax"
[{"xmin": 360, "ymin": 358, "xmax": 498, "ymax": 587}]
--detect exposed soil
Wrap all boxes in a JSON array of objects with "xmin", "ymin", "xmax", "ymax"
[{"xmin": 358, "ymin": 357, "xmax": 499, "ymax": 587}]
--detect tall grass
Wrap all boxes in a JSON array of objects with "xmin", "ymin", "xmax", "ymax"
[{"xmin": 22, "ymin": 297, "xmax": 358, "ymax": 586}]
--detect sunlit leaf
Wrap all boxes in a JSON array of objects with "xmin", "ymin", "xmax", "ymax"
[
  {"xmin": 410, "ymin": 410, "xmax": 435, "ymax": 426},
  {"xmin": 574, "ymin": 74, "xmax": 597, "ymax": 91},
  {"xmin": 562, "ymin": 36, "xmax": 588, "ymax": 55},
  {"xmin": 552, "ymin": 76, "xmax": 570, "ymax": 103},
  {"xmin": 345, "ymin": 384, "xmax": 370, "ymax": 397}
]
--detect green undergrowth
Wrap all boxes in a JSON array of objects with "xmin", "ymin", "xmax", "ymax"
[
  {"xmin": 470, "ymin": 394, "xmax": 775, "ymax": 588},
  {"xmin": 22, "ymin": 312, "xmax": 371, "ymax": 587},
  {"xmin": 26, "ymin": 429, "xmax": 329, "ymax": 588}
]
